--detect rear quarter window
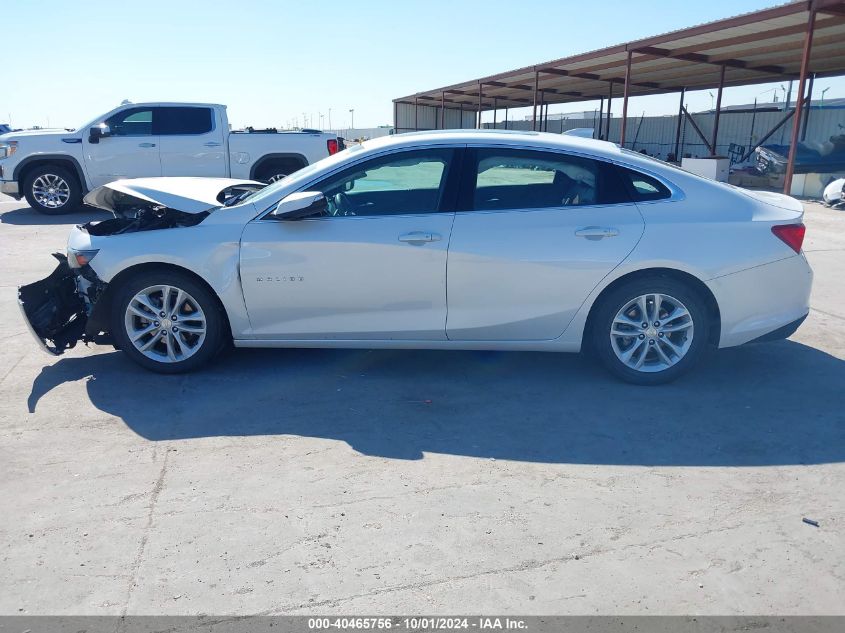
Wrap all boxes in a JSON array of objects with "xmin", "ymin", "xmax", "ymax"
[{"xmin": 618, "ymin": 167, "xmax": 672, "ymax": 201}]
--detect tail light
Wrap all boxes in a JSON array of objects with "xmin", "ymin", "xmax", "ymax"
[
  {"xmin": 771, "ymin": 223, "xmax": 806, "ymax": 253},
  {"xmin": 327, "ymin": 139, "xmax": 339, "ymax": 155}
]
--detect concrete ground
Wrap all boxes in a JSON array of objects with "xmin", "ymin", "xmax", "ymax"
[{"xmin": 0, "ymin": 193, "xmax": 843, "ymax": 615}]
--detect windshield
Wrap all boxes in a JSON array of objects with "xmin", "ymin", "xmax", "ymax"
[{"xmin": 232, "ymin": 143, "xmax": 366, "ymax": 208}]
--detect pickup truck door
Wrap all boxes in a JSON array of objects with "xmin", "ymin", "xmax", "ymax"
[
  {"xmin": 155, "ymin": 106, "xmax": 227, "ymax": 177},
  {"xmin": 82, "ymin": 107, "xmax": 161, "ymax": 188},
  {"xmin": 239, "ymin": 147, "xmax": 459, "ymax": 340}
]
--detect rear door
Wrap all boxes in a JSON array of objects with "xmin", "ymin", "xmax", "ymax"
[
  {"xmin": 155, "ymin": 106, "xmax": 227, "ymax": 177},
  {"xmin": 445, "ymin": 147, "xmax": 644, "ymax": 341}
]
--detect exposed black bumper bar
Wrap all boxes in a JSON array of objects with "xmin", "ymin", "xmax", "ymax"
[{"xmin": 18, "ymin": 254, "xmax": 107, "ymax": 356}]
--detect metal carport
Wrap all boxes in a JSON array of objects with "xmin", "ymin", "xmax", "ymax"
[{"xmin": 393, "ymin": 0, "xmax": 845, "ymax": 192}]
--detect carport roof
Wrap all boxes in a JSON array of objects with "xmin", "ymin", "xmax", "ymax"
[{"xmin": 394, "ymin": 0, "xmax": 845, "ymax": 110}]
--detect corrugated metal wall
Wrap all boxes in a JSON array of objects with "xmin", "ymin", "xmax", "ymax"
[
  {"xmin": 491, "ymin": 108, "xmax": 845, "ymax": 165},
  {"xmin": 395, "ymin": 101, "xmax": 845, "ymax": 167},
  {"xmin": 394, "ymin": 102, "xmax": 476, "ymax": 133}
]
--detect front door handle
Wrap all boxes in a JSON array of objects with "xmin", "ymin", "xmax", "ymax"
[
  {"xmin": 575, "ymin": 226, "xmax": 619, "ymax": 239},
  {"xmin": 203, "ymin": 141, "xmax": 222, "ymax": 147},
  {"xmin": 138, "ymin": 142, "xmax": 156, "ymax": 148},
  {"xmin": 398, "ymin": 231, "xmax": 441, "ymax": 244}
]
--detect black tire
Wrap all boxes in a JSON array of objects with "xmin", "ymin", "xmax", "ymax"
[
  {"xmin": 110, "ymin": 270, "xmax": 227, "ymax": 374},
  {"xmin": 590, "ymin": 275, "xmax": 711, "ymax": 385},
  {"xmin": 22, "ymin": 165, "xmax": 83, "ymax": 215}
]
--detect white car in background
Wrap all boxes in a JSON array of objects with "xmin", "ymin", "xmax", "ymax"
[
  {"xmin": 19, "ymin": 130, "xmax": 812, "ymax": 384},
  {"xmin": 0, "ymin": 102, "xmax": 341, "ymax": 214}
]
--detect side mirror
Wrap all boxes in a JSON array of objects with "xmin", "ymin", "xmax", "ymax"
[
  {"xmin": 271, "ymin": 191, "xmax": 327, "ymax": 220},
  {"xmin": 88, "ymin": 123, "xmax": 111, "ymax": 144}
]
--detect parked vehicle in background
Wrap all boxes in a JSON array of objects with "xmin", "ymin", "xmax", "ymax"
[
  {"xmin": 755, "ymin": 133, "xmax": 845, "ymax": 175},
  {"xmin": 822, "ymin": 177, "xmax": 845, "ymax": 208},
  {"xmin": 19, "ymin": 130, "xmax": 812, "ymax": 384},
  {"xmin": 0, "ymin": 102, "xmax": 342, "ymax": 214},
  {"xmin": 0, "ymin": 124, "xmax": 12, "ymax": 135}
]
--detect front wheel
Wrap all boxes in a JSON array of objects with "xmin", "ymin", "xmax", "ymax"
[
  {"xmin": 111, "ymin": 270, "xmax": 226, "ymax": 373},
  {"xmin": 591, "ymin": 277, "xmax": 711, "ymax": 385},
  {"xmin": 22, "ymin": 165, "xmax": 83, "ymax": 215}
]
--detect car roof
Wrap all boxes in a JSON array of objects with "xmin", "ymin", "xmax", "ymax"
[{"xmin": 361, "ymin": 129, "xmax": 622, "ymax": 160}]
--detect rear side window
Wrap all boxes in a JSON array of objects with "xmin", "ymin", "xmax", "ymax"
[
  {"xmin": 154, "ymin": 107, "xmax": 214, "ymax": 135},
  {"xmin": 469, "ymin": 149, "xmax": 629, "ymax": 211},
  {"xmin": 619, "ymin": 167, "xmax": 672, "ymax": 201}
]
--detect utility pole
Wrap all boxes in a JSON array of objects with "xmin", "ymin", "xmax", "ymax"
[
  {"xmin": 349, "ymin": 109, "xmax": 355, "ymax": 130},
  {"xmin": 328, "ymin": 108, "xmax": 332, "ymax": 130}
]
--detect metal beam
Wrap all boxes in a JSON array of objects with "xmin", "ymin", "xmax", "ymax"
[
  {"xmin": 597, "ymin": 96, "xmax": 604, "ymax": 140},
  {"xmin": 681, "ymin": 105, "xmax": 714, "ymax": 155},
  {"xmin": 738, "ymin": 100, "xmax": 804, "ymax": 163},
  {"xmin": 784, "ymin": 9, "xmax": 817, "ymax": 193},
  {"xmin": 440, "ymin": 91, "xmax": 445, "ymax": 129},
  {"xmin": 620, "ymin": 50, "xmax": 633, "ymax": 146},
  {"xmin": 532, "ymin": 71, "xmax": 539, "ymax": 131},
  {"xmin": 605, "ymin": 82, "xmax": 613, "ymax": 140},
  {"xmin": 673, "ymin": 88, "xmax": 685, "ymax": 160},
  {"xmin": 801, "ymin": 73, "xmax": 815, "ymax": 141},
  {"xmin": 477, "ymin": 82, "xmax": 482, "ymax": 129},
  {"xmin": 635, "ymin": 45, "xmax": 787, "ymax": 76},
  {"xmin": 711, "ymin": 65, "xmax": 726, "ymax": 156},
  {"xmin": 414, "ymin": 96, "xmax": 418, "ymax": 131}
]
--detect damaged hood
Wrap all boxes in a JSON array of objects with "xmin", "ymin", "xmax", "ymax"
[{"xmin": 83, "ymin": 177, "xmax": 264, "ymax": 214}]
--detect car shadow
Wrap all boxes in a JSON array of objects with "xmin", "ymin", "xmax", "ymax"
[
  {"xmin": 26, "ymin": 341, "xmax": 845, "ymax": 466},
  {"xmin": 0, "ymin": 205, "xmax": 110, "ymax": 225}
]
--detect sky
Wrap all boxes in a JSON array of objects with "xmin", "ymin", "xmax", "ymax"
[{"xmin": 3, "ymin": 0, "xmax": 844, "ymax": 131}]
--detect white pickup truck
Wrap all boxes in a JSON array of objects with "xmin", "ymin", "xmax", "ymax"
[{"xmin": 0, "ymin": 102, "xmax": 342, "ymax": 214}]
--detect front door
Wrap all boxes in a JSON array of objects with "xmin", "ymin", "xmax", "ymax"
[
  {"xmin": 240, "ymin": 147, "xmax": 459, "ymax": 340},
  {"xmin": 446, "ymin": 147, "xmax": 645, "ymax": 341},
  {"xmin": 82, "ymin": 106, "xmax": 161, "ymax": 188}
]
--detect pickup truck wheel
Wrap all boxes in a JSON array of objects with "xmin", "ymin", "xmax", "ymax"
[
  {"xmin": 111, "ymin": 271, "xmax": 226, "ymax": 374},
  {"xmin": 265, "ymin": 172, "xmax": 288, "ymax": 183},
  {"xmin": 23, "ymin": 165, "xmax": 82, "ymax": 215}
]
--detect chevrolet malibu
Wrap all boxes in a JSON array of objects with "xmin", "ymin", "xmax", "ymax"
[{"xmin": 19, "ymin": 130, "xmax": 812, "ymax": 385}]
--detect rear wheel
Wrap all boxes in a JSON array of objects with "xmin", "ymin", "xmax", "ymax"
[
  {"xmin": 591, "ymin": 276, "xmax": 710, "ymax": 385},
  {"xmin": 111, "ymin": 270, "xmax": 226, "ymax": 373},
  {"xmin": 23, "ymin": 165, "xmax": 83, "ymax": 215}
]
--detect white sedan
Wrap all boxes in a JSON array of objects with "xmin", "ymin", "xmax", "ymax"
[{"xmin": 19, "ymin": 130, "xmax": 812, "ymax": 385}]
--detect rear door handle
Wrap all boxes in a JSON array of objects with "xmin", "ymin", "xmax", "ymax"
[
  {"xmin": 398, "ymin": 231, "xmax": 441, "ymax": 244},
  {"xmin": 138, "ymin": 142, "xmax": 156, "ymax": 148},
  {"xmin": 575, "ymin": 226, "xmax": 619, "ymax": 239},
  {"xmin": 203, "ymin": 141, "xmax": 222, "ymax": 147}
]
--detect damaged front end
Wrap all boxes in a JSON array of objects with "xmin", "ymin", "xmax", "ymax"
[
  {"xmin": 18, "ymin": 253, "xmax": 108, "ymax": 355},
  {"xmin": 19, "ymin": 176, "xmax": 263, "ymax": 356}
]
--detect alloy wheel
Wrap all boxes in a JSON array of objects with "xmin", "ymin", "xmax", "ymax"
[
  {"xmin": 609, "ymin": 293, "xmax": 694, "ymax": 373},
  {"xmin": 123, "ymin": 285, "xmax": 207, "ymax": 363},
  {"xmin": 32, "ymin": 174, "xmax": 70, "ymax": 209}
]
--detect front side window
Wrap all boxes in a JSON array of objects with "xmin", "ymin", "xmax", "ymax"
[
  {"xmin": 310, "ymin": 148, "xmax": 453, "ymax": 217},
  {"xmin": 470, "ymin": 148, "xmax": 629, "ymax": 211},
  {"xmin": 154, "ymin": 107, "xmax": 214, "ymax": 135},
  {"xmin": 105, "ymin": 108, "xmax": 153, "ymax": 136}
]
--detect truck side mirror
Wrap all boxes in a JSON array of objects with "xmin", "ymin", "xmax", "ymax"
[{"xmin": 88, "ymin": 124, "xmax": 111, "ymax": 144}]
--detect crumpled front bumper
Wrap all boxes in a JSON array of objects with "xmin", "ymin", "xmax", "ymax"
[{"xmin": 18, "ymin": 254, "xmax": 107, "ymax": 355}]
